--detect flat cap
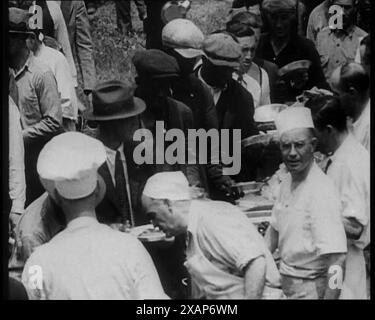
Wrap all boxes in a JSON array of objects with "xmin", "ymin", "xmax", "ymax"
[
  {"xmin": 279, "ymin": 60, "xmax": 312, "ymax": 78},
  {"xmin": 203, "ymin": 33, "xmax": 242, "ymax": 68},
  {"xmin": 133, "ymin": 49, "xmax": 180, "ymax": 80},
  {"xmin": 162, "ymin": 18, "xmax": 205, "ymax": 58},
  {"xmin": 9, "ymin": 7, "xmax": 34, "ymax": 35}
]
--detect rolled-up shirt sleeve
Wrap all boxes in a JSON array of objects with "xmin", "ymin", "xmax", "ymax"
[
  {"xmin": 9, "ymin": 97, "xmax": 26, "ymax": 214},
  {"xmin": 200, "ymin": 208, "xmax": 265, "ymax": 274},
  {"xmin": 22, "ymin": 70, "xmax": 62, "ymax": 142},
  {"xmin": 54, "ymin": 54, "xmax": 78, "ymax": 120}
]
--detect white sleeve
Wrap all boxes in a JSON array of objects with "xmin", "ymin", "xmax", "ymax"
[
  {"xmin": 54, "ymin": 54, "xmax": 78, "ymax": 120},
  {"xmin": 131, "ymin": 240, "xmax": 170, "ymax": 300},
  {"xmin": 9, "ymin": 97, "xmax": 26, "ymax": 214}
]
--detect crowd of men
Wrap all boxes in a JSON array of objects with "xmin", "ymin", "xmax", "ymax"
[{"xmin": 7, "ymin": 0, "xmax": 370, "ymax": 300}]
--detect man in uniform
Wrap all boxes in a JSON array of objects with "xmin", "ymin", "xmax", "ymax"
[{"xmin": 265, "ymin": 107, "xmax": 347, "ymax": 299}]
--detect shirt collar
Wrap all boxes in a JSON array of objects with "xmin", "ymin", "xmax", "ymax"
[
  {"xmin": 329, "ymin": 25, "xmax": 357, "ymax": 39},
  {"xmin": 105, "ymin": 143, "xmax": 125, "ymax": 160},
  {"xmin": 67, "ymin": 216, "xmax": 98, "ymax": 230}
]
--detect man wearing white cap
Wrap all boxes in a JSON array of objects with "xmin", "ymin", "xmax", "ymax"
[
  {"xmin": 21, "ymin": 132, "xmax": 167, "ymax": 300},
  {"xmin": 265, "ymin": 107, "xmax": 347, "ymax": 299},
  {"xmin": 142, "ymin": 171, "xmax": 283, "ymax": 299}
]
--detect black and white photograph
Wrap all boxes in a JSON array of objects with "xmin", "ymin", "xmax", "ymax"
[{"xmin": 5, "ymin": 0, "xmax": 371, "ymax": 303}]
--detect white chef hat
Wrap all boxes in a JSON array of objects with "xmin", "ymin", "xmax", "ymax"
[
  {"xmin": 275, "ymin": 106, "xmax": 314, "ymax": 136},
  {"xmin": 143, "ymin": 171, "xmax": 191, "ymax": 201},
  {"xmin": 37, "ymin": 132, "xmax": 107, "ymax": 200}
]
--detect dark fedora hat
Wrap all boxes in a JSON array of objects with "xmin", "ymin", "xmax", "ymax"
[
  {"xmin": 9, "ymin": 7, "xmax": 35, "ymax": 36},
  {"xmin": 85, "ymin": 80, "xmax": 146, "ymax": 121}
]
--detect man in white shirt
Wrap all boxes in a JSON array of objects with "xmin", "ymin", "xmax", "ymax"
[
  {"xmin": 311, "ymin": 96, "xmax": 370, "ymax": 299},
  {"xmin": 265, "ymin": 107, "xmax": 347, "ymax": 299},
  {"xmin": 329, "ymin": 62, "xmax": 370, "ymax": 151},
  {"xmin": 26, "ymin": 26, "xmax": 78, "ymax": 131},
  {"xmin": 22, "ymin": 132, "xmax": 167, "ymax": 300},
  {"xmin": 142, "ymin": 171, "xmax": 283, "ymax": 299},
  {"xmin": 9, "ymin": 96, "xmax": 26, "ymax": 229}
]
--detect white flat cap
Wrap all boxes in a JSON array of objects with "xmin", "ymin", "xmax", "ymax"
[
  {"xmin": 162, "ymin": 18, "xmax": 205, "ymax": 59},
  {"xmin": 143, "ymin": 171, "xmax": 191, "ymax": 201},
  {"xmin": 37, "ymin": 132, "xmax": 106, "ymax": 200},
  {"xmin": 275, "ymin": 107, "xmax": 314, "ymax": 136}
]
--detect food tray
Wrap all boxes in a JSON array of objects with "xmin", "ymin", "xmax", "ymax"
[
  {"xmin": 130, "ymin": 224, "xmax": 167, "ymax": 242},
  {"xmin": 233, "ymin": 181, "xmax": 264, "ymax": 195}
]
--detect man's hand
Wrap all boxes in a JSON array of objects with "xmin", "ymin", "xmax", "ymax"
[
  {"xmin": 343, "ymin": 217, "xmax": 363, "ymax": 240},
  {"xmin": 244, "ymin": 256, "xmax": 266, "ymax": 299}
]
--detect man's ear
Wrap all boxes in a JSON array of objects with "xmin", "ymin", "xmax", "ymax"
[
  {"xmin": 311, "ymin": 136, "xmax": 318, "ymax": 152},
  {"xmin": 164, "ymin": 199, "xmax": 173, "ymax": 213},
  {"xmin": 348, "ymin": 86, "xmax": 358, "ymax": 97},
  {"xmin": 53, "ymin": 190, "xmax": 63, "ymax": 207},
  {"xmin": 325, "ymin": 125, "xmax": 335, "ymax": 135}
]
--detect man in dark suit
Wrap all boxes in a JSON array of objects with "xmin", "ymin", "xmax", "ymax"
[
  {"xmin": 85, "ymin": 80, "xmax": 150, "ymax": 226},
  {"xmin": 60, "ymin": 0, "xmax": 96, "ymax": 96}
]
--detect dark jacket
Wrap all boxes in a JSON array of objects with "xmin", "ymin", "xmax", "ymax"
[
  {"xmin": 256, "ymin": 33, "xmax": 329, "ymax": 102},
  {"xmin": 195, "ymin": 69, "xmax": 260, "ymax": 182}
]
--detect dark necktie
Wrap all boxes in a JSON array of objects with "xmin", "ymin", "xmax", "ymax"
[
  {"xmin": 324, "ymin": 158, "xmax": 333, "ymax": 174},
  {"xmin": 115, "ymin": 151, "xmax": 130, "ymax": 224}
]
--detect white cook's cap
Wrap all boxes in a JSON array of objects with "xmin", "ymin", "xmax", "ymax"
[
  {"xmin": 275, "ymin": 106, "xmax": 314, "ymax": 137},
  {"xmin": 37, "ymin": 132, "xmax": 106, "ymax": 200},
  {"xmin": 143, "ymin": 171, "xmax": 191, "ymax": 201}
]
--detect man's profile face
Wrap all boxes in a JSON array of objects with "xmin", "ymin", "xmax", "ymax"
[
  {"xmin": 141, "ymin": 196, "xmax": 183, "ymax": 237},
  {"xmin": 9, "ymin": 34, "xmax": 26, "ymax": 66},
  {"xmin": 280, "ymin": 128, "xmax": 316, "ymax": 175}
]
